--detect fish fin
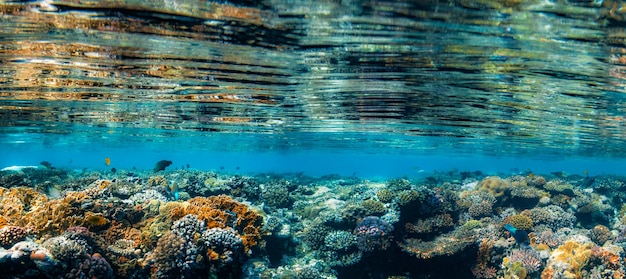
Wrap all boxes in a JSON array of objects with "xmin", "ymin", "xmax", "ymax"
[{"xmin": 504, "ymin": 223, "xmax": 516, "ymax": 233}]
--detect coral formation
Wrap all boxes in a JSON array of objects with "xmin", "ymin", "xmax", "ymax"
[
  {"xmin": 353, "ymin": 216, "xmax": 393, "ymax": 252},
  {"xmin": 0, "ymin": 226, "xmax": 30, "ymax": 248},
  {"xmin": 503, "ymin": 214, "xmax": 533, "ymax": 231},
  {"xmin": 477, "ymin": 176, "xmax": 510, "ymax": 199},
  {"xmin": 504, "ymin": 248, "xmax": 543, "ymax": 274},
  {"xmin": 168, "ymin": 195, "xmax": 264, "ymax": 252},
  {"xmin": 1, "ymin": 166, "xmax": 626, "ymax": 278}
]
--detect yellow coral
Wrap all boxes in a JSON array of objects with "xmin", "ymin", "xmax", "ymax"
[
  {"xmin": 147, "ymin": 176, "xmax": 167, "ymax": 188},
  {"xmin": 85, "ymin": 211, "xmax": 109, "ymax": 229},
  {"xmin": 477, "ymin": 176, "xmax": 510, "ymax": 198},
  {"xmin": 542, "ymin": 240, "xmax": 593, "ymax": 279},
  {"xmin": 503, "ymin": 214, "xmax": 533, "ymax": 231}
]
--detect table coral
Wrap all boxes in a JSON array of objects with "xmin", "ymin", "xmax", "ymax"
[{"xmin": 399, "ymin": 229, "xmax": 476, "ymax": 259}]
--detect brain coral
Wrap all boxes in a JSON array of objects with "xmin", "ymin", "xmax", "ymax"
[{"xmin": 168, "ymin": 195, "xmax": 264, "ymax": 252}]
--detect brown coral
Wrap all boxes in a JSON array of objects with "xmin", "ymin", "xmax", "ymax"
[
  {"xmin": 85, "ymin": 211, "xmax": 109, "ymax": 230},
  {"xmin": 590, "ymin": 225, "xmax": 613, "ymax": 246},
  {"xmin": 147, "ymin": 176, "xmax": 167, "ymax": 188},
  {"xmin": 503, "ymin": 214, "xmax": 533, "ymax": 231},
  {"xmin": 477, "ymin": 176, "xmax": 510, "ymax": 198},
  {"xmin": 0, "ymin": 225, "xmax": 30, "ymax": 248}
]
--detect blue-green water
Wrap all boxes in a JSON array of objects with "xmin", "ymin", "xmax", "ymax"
[{"xmin": 2, "ymin": 1, "xmax": 626, "ymax": 278}]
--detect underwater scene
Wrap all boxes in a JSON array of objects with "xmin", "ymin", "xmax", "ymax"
[{"xmin": 3, "ymin": 0, "xmax": 626, "ymax": 278}]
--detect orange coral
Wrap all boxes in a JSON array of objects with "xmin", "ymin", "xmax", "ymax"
[
  {"xmin": 542, "ymin": 240, "xmax": 593, "ymax": 279},
  {"xmin": 0, "ymin": 216, "xmax": 7, "ymax": 229},
  {"xmin": 0, "ymin": 187, "xmax": 48, "ymax": 225},
  {"xmin": 167, "ymin": 195, "xmax": 264, "ymax": 252},
  {"xmin": 20, "ymin": 190, "xmax": 96, "ymax": 235},
  {"xmin": 591, "ymin": 245, "xmax": 622, "ymax": 270}
]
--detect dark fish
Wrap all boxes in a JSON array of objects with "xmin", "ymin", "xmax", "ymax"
[
  {"xmin": 153, "ymin": 160, "xmax": 173, "ymax": 172},
  {"xmin": 40, "ymin": 161, "xmax": 53, "ymax": 169},
  {"xmin": 504, "ymin": 223, "xmax": 530, "ymax": 246},
  {"xmin": 551, "ymin": 171, "xmax": 568, "ymax": 178}
]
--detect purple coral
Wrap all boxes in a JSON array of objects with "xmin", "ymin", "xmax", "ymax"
[
  {"xmin": 65, "ymin": 253, "xmax": 113, "ymax": 279},
  {"xmin": 0, "ymin": 226, "xmax": 30, "ymax": 248},
  {"xmin": 354, "ymin": 216, "xmax": 393, "ymax": 252},
  {"xmin": 507, "ymin": 248, "xmax": 543, "ymax": 274}
]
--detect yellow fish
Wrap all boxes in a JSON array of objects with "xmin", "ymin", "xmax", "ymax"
[{"xmin": 105, "ymin": 157, "xmax": 111, "ymax": 166}]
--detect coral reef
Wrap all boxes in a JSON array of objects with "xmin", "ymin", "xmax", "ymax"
[{"xmin": 1, "ymin": 167, "xmax": 626, "ymax": 278}]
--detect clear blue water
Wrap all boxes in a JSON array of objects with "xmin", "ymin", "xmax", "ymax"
[
  {"xmin": 2, "ymin": 132, "xmax": 625, "ymax": 178},
  {"xmin": 4, "ymin": 2, "xmax": 626, "ymax": 279}
]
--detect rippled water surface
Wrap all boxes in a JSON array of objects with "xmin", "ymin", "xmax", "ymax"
[{"xmin": 2, "ymin": 0, "xmax": 626, "ymax": 158}]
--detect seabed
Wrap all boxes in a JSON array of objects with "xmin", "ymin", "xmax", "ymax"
[{"xmin": 0, "ymin": 164, "xmax": 624, "ymax": 279}]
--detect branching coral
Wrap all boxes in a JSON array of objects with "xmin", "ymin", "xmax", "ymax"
[
  {"xmin": 541, "ymin": 240, "xmax": 593, "ymax": 279},
  {"xmin": 504, "ymin": 248, "xmax": 543, "ymax": 274},
  {"xmin": 0, "ymin": 187, "xmax": 48, "ymax": 225}
]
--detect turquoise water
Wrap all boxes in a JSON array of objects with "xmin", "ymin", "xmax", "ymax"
[{"xmin": 3, "ymin": 1, "xmax": 626, "ymax": 278}]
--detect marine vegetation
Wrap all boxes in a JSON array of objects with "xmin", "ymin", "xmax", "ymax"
[{"xmin": 0, "ymin": 168, "xmax": 625, "ymax": 278}]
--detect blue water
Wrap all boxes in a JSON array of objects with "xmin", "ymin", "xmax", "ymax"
[{"xmin": 3, "ymin": 139, "xmax": 624, "ymax": 178}]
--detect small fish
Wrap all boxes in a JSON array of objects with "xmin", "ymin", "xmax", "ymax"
[
  {"xmin": 504, "ymin": 223, "xmax": 530, "ymax": 246},
  {"xmin": 105, "ymin": 157, "xmax": 111, "ymax": 166},
  {"xmin": 528, "ymin": 172, "xmax": 534, "ymax": 179},
  {"xmin": 584, "ymin": 170, "xmax": 589, "ymax": 177},
  {"xmin": 551, "ymin": 171, "xmax": 568, "ymax": 178}
]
